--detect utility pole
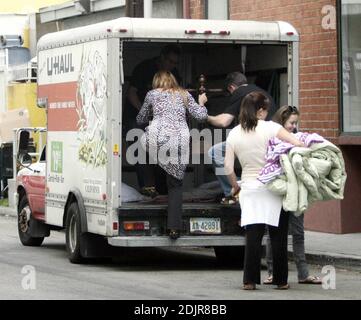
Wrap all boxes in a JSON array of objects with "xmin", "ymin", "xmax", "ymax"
[
  {"xmin": 144, "ymin": 0, "xmax": 152, "ymax": 18},
  {"xmin": 125, "ymin": 0, "xmax": 144, "ymax": 18}
]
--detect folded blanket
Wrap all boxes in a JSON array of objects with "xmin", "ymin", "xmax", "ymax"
[
  {"xmin": 261, "ymin": 135, "xmax": 347, "ymax": 214},
  {"xmin": 259, "ymin": 132, "xmax": 324, "ymax": 184}
]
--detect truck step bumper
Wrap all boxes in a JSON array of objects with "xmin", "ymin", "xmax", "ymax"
[{"xmin": 107, "ymin": 235, "xmax": 250, "ymax": 247}]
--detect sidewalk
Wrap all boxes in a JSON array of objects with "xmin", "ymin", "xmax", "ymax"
[
  {"xmin": 1, "ymin": 205, "xmax": 360, "ymax": 271},
  {"xmin": 295, "ymin": 230, "xmax": 361, "ymax": 271},
  {"xmin": 0, "ymin": 205, "xmax": 16, "ymax": 217}
]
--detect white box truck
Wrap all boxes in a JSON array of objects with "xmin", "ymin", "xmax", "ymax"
[{"xmin": 15, "ymin": 17, "xmax": 299, "ymax": 264}]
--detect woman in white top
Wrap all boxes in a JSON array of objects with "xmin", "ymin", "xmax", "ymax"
[{"xmin": 225, "ymin": 91, "xmax": 304, "ymax": 290}]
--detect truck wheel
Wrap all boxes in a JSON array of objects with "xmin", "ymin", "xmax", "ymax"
[
  {"xmin": 214, "ymin": 246, "xmax": 245, "ymax": 268},
  {"xmin": 18, "ymin": 196, "xmax": 44, "ymax": 246},
  {"xmin": 65, "ymin": 202, "xmax": 85, "ymax": 264}
]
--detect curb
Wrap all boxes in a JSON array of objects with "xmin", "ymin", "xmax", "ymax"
[
  {"xmin": 0, "ymin": 206, "xmax": 16, "ymax": 217},
  {"xmin": 288, "ymin": 251, "xmax": 361, "ymax": 272},
  {"xmin": 305, "ymin": 252, "xmax": 361, "ymax": 272}
]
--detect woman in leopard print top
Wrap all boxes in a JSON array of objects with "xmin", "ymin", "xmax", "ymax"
[{"xmin": 136, "ymin": 71, "xmax": 207, "ymax": 238}]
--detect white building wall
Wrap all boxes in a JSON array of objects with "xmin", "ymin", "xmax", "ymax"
[{"xmin": 39, "ymin": 0, "xmax": 183, "ymax": 31}]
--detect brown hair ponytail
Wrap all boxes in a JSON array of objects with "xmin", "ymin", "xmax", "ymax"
[{"xmin": 239, "ymin": 91, "xmax": 271, "ymax": 131}]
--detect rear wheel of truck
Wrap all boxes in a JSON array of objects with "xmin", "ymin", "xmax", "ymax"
[
  {"xmin": 18, "ymin": 196, "xmax": 44, "ymax": 246},
  {"xmin": 214, "ymin": 246, "xmax": 245, "ymax": 268},
  {"xmin": 65, "ymin": 202, "xmax": 85, "ymax": 264}
]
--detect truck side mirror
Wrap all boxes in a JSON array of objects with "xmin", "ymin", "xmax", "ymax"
[
  {"xmin": 18, "ymin": 131, "xmax": 30, "ymax": 154},
  {"xmin": 37, "ymin": 97, "xmax": 48, "ymax": 108},
  {"xmin": 18, "ymin": 153, "xmax": 33, "ymax": 168}
]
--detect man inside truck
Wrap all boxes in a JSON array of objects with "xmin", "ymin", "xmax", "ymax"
[
  {"xmin": 207, "ymin": 72, "xmax": 275, "ymax": 205},
  {"xmin": 124, "ymin": 44, "xmax": 182, "ymax": 198}
]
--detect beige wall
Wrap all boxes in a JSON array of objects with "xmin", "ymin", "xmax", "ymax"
[{"xmin": 0, "ymin": 0, "xmax": 69, "ymax": 14}]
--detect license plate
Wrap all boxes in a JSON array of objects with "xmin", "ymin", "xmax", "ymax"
[{"xmin": 190, "ymin": 218, "xmax": 221, "ymax": 234}]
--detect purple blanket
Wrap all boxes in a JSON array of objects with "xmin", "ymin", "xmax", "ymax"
[{"xmin": 258, "ymin": 132, "xmax": 325, "ymax": 184}]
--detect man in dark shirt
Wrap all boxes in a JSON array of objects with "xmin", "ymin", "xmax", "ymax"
[
  {"xmin": 124, "ymin": 44, "xmax": 181, "ymax": 196},
  {"xmin": 124, "ymin": 45, "xmax": 181, "ymax": 123},
  {"xmin": 207, "ymin": 72, "xmax": 275, "ymax": 204},
  {"xmin": 208, "ymin": 72, "xmax": 275, "ymax": 127}
]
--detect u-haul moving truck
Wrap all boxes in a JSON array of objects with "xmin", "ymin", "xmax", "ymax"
[{"xmin": 16, "ymin": 17, "xmax": 299, "ymax": 264}]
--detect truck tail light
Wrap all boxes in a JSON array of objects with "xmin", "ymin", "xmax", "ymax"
[
  {"xmin": 113, "ymin": 222, "xmax": 118, "ymax": 230},
  {"xmin": 123, "ymin": 221, "xmax": 150, "ymax": 231},
  {"xmin": 185, "ymin": 30, "xmax": 197, "ymax": 34},
  {"xmin": 286, "ymin": 32, "xmax": 294, "ymax": 36},
  {"xmin": 219, "ymin": 30, "xmax": 230, "ymax": 35}
]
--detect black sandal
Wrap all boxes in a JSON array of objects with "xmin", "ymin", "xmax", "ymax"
[
  {"xmin": 275, "ymin": 284, "xmax": 290, "ymax": 290},
  {"xmin": 242, "ymin": 283, "xmax": 256, "ymax": 290},
  {"xmin": 168, "ymin": 229, "xmax": 180, "ymax": 240}
]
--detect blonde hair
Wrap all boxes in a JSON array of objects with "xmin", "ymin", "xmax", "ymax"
[
  {"xmin": 152, "ymin": 71, "xmax": 188, "ymax": 106},
  {"xmin": 272, "ymin": 105, "xmax": 300, "ymax": 126}
]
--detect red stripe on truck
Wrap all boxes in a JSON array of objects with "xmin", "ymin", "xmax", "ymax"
[{"xmin": 38, "ymin": 82, "xmax": 80, "ymax": 131}]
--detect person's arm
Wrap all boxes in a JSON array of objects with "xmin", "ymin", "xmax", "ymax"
[
  {"xmin": 127, "ymin": 62, "xmax": 145, "ymax": 111},
  {"xmin": 207, "ymin": 113, "xmax": 235, "ymax": 128},
  {"xmin": 277, "ymin": 127, "xmax": 305, "ymax": 147},
  {"xmin": 136, "ymin": 92, "xmax": 152, "ymax": 125},
  {"xmin": 187, "ymin": 92, "xmax": 208, "ymax": 121},
  {"xmin": 127, "ymin": 86, "xmax": 142, "ymax": 111},
  {"xmin": 224, "ymin": 142, "xmax": 240, "ymax": 194}
]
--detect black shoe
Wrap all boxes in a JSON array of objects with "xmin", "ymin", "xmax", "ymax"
[
  {"xmin": 220, "ymin": 195, "xmax": 238, "ymax": 205},
  {"xmin": 168, "ymin": 229, "xmax": 180, "ymax": 240},
  {"xmin": 140, "ymin": 186, "xmax": 159, "ymax": 198}
]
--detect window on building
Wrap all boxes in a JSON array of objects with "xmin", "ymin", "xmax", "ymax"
[
  {"xmin": 205, "ymin": 0, "xmax": 229, "ymax": 20},
  {"xmin": 341, "ymin": 0, "xmax": 361, "ymax": 132}
]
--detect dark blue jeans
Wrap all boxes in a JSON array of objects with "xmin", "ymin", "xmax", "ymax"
[{"xmin": 266, "ymin": 213, "xmax": 309, "ymax": 281}]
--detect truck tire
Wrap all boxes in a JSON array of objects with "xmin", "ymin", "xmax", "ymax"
[
  {"xmin": 214, "ymin": 246, "xmax": 245, "ymax": 268},
  {"xmin": 18, "ymin": 196, "xmax": 44, "ymax": 246},
  {"xmin": 65, "ymin": 202, "xmax": 85, "ymax": 264}
]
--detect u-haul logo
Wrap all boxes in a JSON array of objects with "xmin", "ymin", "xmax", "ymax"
[
  {"xmin": 47, "ymin": 53, "xmax": 75, "ymax": 76},
  {"xmin": 38, "ymin": 39, "xmax": 107, "ymax": 85},
  {"xmin": 39, "ymin": 46, "xmax": 82, "ymax": 84}
]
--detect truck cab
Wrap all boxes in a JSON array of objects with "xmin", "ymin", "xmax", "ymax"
[{"xmin": 15, "ymin": 127, "xmax": 48, "ymax": 246}]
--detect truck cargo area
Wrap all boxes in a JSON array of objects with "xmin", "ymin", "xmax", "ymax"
[{"xmin": 119, "ymin": 40, "xmax": 289, "ymax": 239}]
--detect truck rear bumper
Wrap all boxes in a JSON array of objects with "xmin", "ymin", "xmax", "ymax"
[{"xmin": 107, "ymin": 235, "xmax": 259, "ymax": 247}]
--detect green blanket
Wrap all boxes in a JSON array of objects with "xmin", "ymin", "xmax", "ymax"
[{"xmin": 267, "ymin": 140, "xmax": 347, "ymax": 215}]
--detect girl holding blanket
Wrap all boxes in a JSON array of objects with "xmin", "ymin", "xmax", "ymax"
[
  {"xmin": 263, "ymin": 105, "xmax": 322, "ymax": 285},
  {"xmin": 224, "ymin": 92, "xmax": 304, "ymax": 290}
]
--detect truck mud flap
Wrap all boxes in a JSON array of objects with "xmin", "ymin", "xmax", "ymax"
[{"xmin": 28, "ymin": 218, "xmax": 50, "ymax": 238}]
